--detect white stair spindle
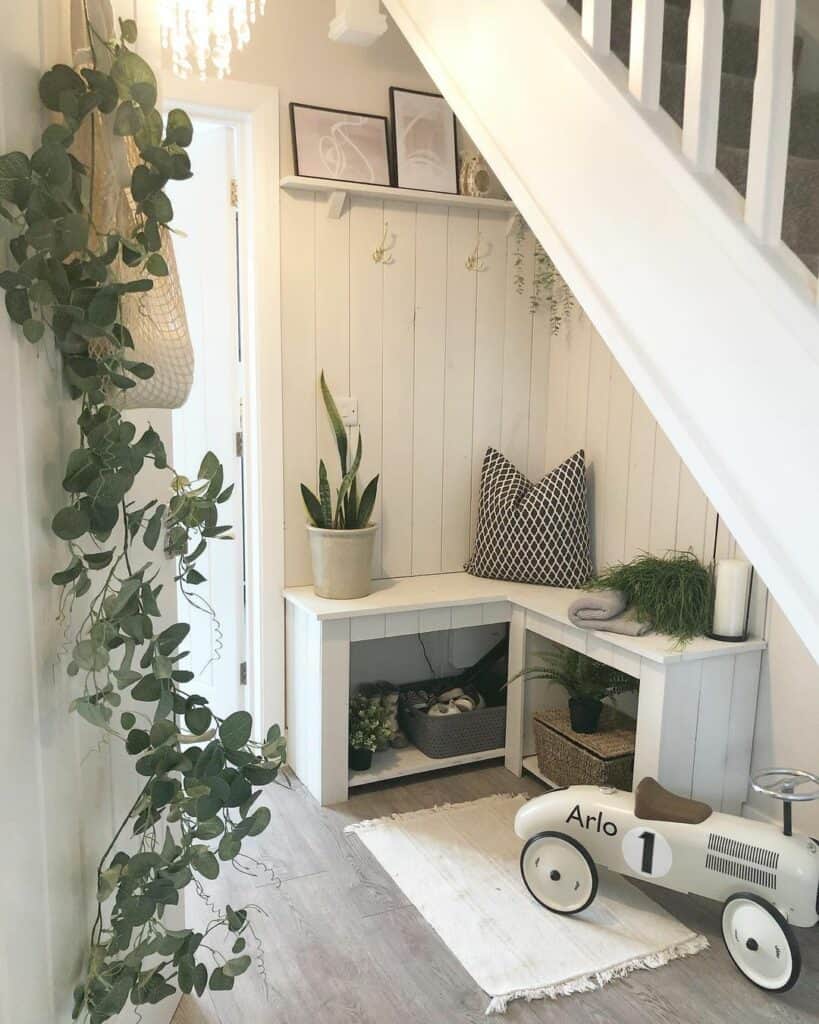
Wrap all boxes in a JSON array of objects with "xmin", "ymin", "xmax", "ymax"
[
  {"xmin": 745, "ymin": 0, "xmax": 796, "ymax": 244},
  {"xmin": 682, "ymin": 0, "xmax": 724, "ymax": 171},
  {"xmin": 629, "ymin": 0, "xmax": 665, "ymax": 109},
  {"xmin": 582, "ymin": 0, "xmax": 612, "ymax": 56}
]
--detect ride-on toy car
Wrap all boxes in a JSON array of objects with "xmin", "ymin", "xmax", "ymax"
[{"xmin": 514, "ymin": 769, "xmax": 819, "ymax": 992}]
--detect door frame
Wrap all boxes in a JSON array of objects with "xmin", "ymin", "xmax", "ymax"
[{"xmin": 163, "ymin": 75, "xmax": 285, "ymax": 736}]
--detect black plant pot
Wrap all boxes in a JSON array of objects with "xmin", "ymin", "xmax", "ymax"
[
  {"xmin": 349, "ymin": 746, "xmax": 373, "ymax": 771},
  {"xmin": 568, "ymin": 697, "xmax": 603, "ymax": 734}
]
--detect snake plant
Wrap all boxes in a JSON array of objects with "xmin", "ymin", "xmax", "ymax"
[{"xmin": 301, "ymin": 372, "xmax": 379, "ymax": 529}]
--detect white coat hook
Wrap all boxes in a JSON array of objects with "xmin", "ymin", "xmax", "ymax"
[{"xmin": 372, "ymin": 222, "xmax": 395, "ymax": 264}]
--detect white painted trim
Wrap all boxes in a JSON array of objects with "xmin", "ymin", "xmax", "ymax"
[
  {"xmin": 582, "ymin": 0, "xmax": 612, "ymax": 55},
  {"xmin": 682, "ymin": 0, "xmax": 724, "ymax": 172},
  {"xmin": 745, "ymin": 0, "xmax": 796, "ymax": 244},
  {"xmin": 163, "ymin": 74, "xmax": 285, "ymax": 735},
  {"xmin": 629, "ymin": 0, "xmax": 664, "ymax": 110}
]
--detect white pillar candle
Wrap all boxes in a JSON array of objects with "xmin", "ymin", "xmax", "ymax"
[{"xmin": 712, "ymin": 559, "xmax": 752, "ymax": 638}]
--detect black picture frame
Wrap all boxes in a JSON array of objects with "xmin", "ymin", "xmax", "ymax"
[
  {"xmin": 389, "ymin": 87, "xmax": 459, "ymax": 195},
  {"xmin": 289, "ymin": 102, "xmax": 392, "ymax": 187}
]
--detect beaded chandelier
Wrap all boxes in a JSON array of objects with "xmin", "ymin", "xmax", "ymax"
[{"xmin": 159, "ymin": 0, "xmax": 267, "ymax": 80}]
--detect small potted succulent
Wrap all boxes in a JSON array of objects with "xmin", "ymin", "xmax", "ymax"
[
  {"xmin": 515, "ymin": 647, "xmax": 637, "ymax": 733},
  {"xmin": 349, "ymin": 694, "xmax": 393, "ymax": 771},
  {"xmin": 301, "ymin": 372, "xmax": 379, "ymax": 599}
]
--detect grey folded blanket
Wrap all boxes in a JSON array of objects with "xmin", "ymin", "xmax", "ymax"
[{"xmin": 568, "ymin": 589, "xmax": 651, "ymax": 637}]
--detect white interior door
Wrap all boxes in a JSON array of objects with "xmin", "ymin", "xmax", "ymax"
[{"xmin": 169, "ymin": 121, "xmax": 246, "ymax": 722}]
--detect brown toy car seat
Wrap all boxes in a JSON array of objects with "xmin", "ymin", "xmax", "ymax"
[{"xmin": 635, "ymin": 777, "xmax": 713, "ymax": 824}]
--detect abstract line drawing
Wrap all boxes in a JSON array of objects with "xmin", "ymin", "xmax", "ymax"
[
  {"xmin": 390, "ymin": 88, "xmax": 458, "ymax": 194},
  {"xmin": 290, "ymin": 104, "xmax": 391, "ymax": 186}
]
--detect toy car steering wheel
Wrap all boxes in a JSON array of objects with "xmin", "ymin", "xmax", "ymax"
[{"xmin": 751, "ymin": 768, "xmax": 819, "ymax": 835}]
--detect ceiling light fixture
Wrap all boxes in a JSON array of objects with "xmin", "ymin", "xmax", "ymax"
[{"xmin": 159, "ymin": 0, "xmax": 267, "ymax": 80}]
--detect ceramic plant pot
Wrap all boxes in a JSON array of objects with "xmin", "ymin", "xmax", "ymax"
[
  {"xmin": 349, "ymin": 746, "xmax": 373, "ymax": 772},
  {"xmin": 568, "ymin": 697, "xmax": 603, "ymax": 734},
  {"xmin": 307, "ymin": 524, "xmax": 377, "ymax": 600}
]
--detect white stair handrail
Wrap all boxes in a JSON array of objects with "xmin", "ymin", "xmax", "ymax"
[
  {"xmin": 582, "ymin": 0, "xmax": 612, "ymax": 56},
  {"xmin": 682, "ymin": 0, "xmax": 725, "ymax": 173},
  {"xmin": 629, "ymin": 0, "xmax": 665, "ymax": 110},
  {"xmin": 745, "ymin": 0, "xmax": 797, "ymax": 244}
]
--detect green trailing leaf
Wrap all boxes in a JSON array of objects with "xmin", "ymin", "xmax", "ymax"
[
  {"xmin": 166, "ymin": 109, "xmax": 194, "ymax": 147},
  {"xmin": 220, "ymin": 711, "xmax": 253, "ymax": 750}
]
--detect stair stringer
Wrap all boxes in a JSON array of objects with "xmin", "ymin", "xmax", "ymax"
[{"xmin": 384, "ymin": 0, "xmax": 819, "ymax": 664}]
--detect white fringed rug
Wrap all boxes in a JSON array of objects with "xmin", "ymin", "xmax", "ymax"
[{"xmin": 345, "ymin": 794, "xmax": 707, "ymax": 1015}]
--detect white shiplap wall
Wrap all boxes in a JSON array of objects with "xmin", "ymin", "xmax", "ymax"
[
  {"xmin": 282, "ymin": 198, "xmax": 766, "ymax": 639},
  {"xmin": 282, "ymin": 190, "xmax": 541, "ymax": 586}
]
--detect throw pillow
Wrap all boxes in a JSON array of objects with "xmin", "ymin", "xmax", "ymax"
[{"xmin": 466, "ymin": 448, "xmax": 593, "ymax": 586}]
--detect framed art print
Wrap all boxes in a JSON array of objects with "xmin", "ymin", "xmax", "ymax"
[
  {"xmin": 290, "ymin": 103, "xmax": 391, "ymax": 186},
  {"xmin": 389, "ymin": 88, "xmax": 459, "ymax": 194}
]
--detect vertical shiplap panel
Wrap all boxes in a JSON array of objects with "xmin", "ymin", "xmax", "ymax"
[
  {"xmin": 599, "ymin": 361, "xmax": 634, "ymax": 567},
  {"xmin": 526, "ymin": 302, "xmax": 550, "ymax": 481},
  {"xmin": 649, "ymin": 427, "xmax": 682, "ymax": 553},
  {"xmin": 543, "ymin": 320, "xmax": 571, "ymax": 471},
  {"xmin": 441, "ymin": 207, "xmax": 479, "ymax": 570},
  {"xmin": 471, "ymin": 211, "xmax": 509, "ymax": 544},
  {"xmin": 412, "ymin": 205, "xmax": 448, "ymax": 574},
  {"xmin": 349, "ymin": 196, "xmax": 385, "ymax": 577},
  {"xmin": 280, "ymin": 189, "xmax": 316, "ymax": 586},
  {"xmin": 314, "ymin": 200, "xmax": 350, "ymax": 494},
  {"xmin": 584, "ymin": 329, "xmax": 612, "ymax": 572},
  {"xmin": 501, "ymin": 227, "xmax": 535, "ymax": 469},
  {"xmin": 565, "ymin": 309, "xmax": 592, "ymax": 456},
  {"xmin": 675, "ymin": 462, "xmax": 709, "ymax": 558},
  {"xmin": 381, "ymin": 201, "xmax": 417, "ymax": 577},
  {"xmin": 624, "ymin": 394, "xmax": 655, "ymax": 559}
]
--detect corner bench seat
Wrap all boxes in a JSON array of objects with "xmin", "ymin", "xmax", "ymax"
[{"xmin": 283, "ymin": 573, "xmax": 766, "ymax": 807}]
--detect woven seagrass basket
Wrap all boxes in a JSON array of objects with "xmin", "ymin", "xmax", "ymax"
[{"xmin": 533, "ymin": 706, "xmax": 635, "ymax": 789}]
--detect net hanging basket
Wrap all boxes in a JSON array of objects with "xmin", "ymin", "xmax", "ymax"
[{"xmin": 71, "ymin": 0, "xmax": 195, "ymax": 411}]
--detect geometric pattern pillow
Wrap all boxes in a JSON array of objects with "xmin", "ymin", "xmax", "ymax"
[{"xmin": 465, "ymin": 447, "xmax": 593, "ymax": 587}]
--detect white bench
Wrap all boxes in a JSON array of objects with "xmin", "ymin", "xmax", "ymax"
[{"xmin": 283, "ymin": 573, "xmax": 766, "ymax": 807}]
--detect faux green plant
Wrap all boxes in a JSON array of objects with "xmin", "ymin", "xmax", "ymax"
[
  {"xmin": 513, "ymin": 647, "xmax": 637, "ymax": 703},
  {"xmin": 349, "ymin": 694, "xmax": 393, "ymax": 752},
  {"xmin": 301, "ymin": 371, "xmax": 379, "ymax": 529},
  {"xmin": 589, "ymin": 551, "xmax": 712, "ymax": 644},
  {"xmin": 0, "ymin": 15, "xmax": 284, "ymax": 1023}
]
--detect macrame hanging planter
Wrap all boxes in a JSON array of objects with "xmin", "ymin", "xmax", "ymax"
[{"xmin": 71, "ymin": 0, "xmax": 195, "ymax": 410}]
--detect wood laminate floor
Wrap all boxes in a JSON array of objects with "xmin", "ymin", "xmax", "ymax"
[{"xmin": 172, "ymin": 763, "xmax": 819, "ymax": 1024}]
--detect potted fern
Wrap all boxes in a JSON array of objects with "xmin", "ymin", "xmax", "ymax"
[
  {"xmin": 301, "ymin": 372, "xmax": 379, "ymax": 599},
  {"xmin": 515, "ymin": 648, "xmax": 637, "ymax": 733}
]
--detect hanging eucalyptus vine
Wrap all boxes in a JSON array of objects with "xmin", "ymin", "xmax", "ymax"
[
  {"xmin": 512, "ymin": 216, "xmax": 576, "ymax": 333},
  {"xmin": 0, "ymin": 15, "xmax": 283, "ymax": 1023}
]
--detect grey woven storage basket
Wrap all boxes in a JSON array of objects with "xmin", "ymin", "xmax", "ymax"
[{"xmin": 399, "ymin": 685, "xmax": 506, "ymax": 759}]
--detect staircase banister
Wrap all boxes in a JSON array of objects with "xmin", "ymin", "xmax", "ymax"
[{"xmin": 384, "ymin": 0, "xmax": 819, "ymax": 664}]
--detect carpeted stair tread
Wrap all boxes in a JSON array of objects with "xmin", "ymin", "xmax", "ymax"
[{"xmin": 791, "ymin": 93, "xmax": 819, "ymax": 160}]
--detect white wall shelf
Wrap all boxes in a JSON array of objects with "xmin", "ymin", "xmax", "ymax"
[
  {"xmin": 280, "ymin": 174, "xmax": 516, "ymax": 222},
  {"xmin": 349, "ymin": 744, "xmax": 505, "ymax": 788}
]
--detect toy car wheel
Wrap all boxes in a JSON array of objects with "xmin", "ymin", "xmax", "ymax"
[
  {"xmin": 721, "ymin": 892, "xmax": 801, "ymax": 992},
  {"xmin": 520, "ymin": 830, "xmax": 598, "ymax": 915}
]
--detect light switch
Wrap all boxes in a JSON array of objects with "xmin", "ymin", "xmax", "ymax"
[{"xmin": 337, "ymin": 397, "xmax": 358, "ymax": 427}]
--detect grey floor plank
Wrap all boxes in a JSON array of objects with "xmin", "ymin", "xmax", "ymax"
[{"xmin": 174, "ymin": 762, "xmax": 819, "ymax": 1024}]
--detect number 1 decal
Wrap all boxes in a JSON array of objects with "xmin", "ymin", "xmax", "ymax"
[
  {"xmin": 622, "ymin": 827, "xmax": 672, "ymax": 877},
  {"xmin": 639, "ymin": 830, "xmax": 656, "ymax": 874}
]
